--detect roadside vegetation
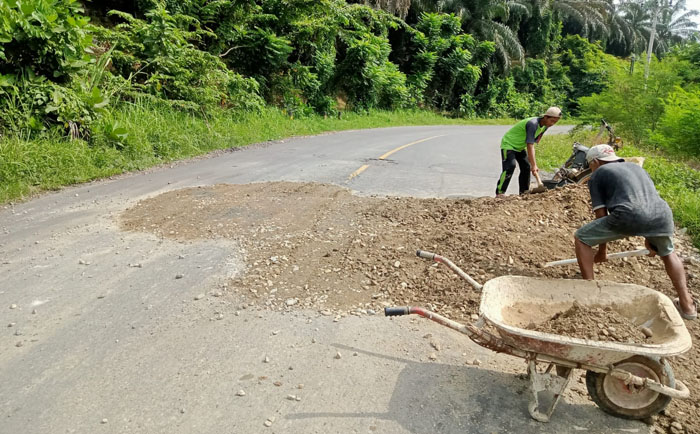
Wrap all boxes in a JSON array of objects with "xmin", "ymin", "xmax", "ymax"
[
  {"xmin": 1, "ymin": 0, "xmax": 700, "ymax": 244},
  {"xmin": 0, "ymin": 104, "xmax": 514, "ymax": 202}
]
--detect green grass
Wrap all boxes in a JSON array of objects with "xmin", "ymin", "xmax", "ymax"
[
  {"xmin": 0, "ymin": 135, "xmax": 125, "ymax": 201},
  {"xmin": 534, "ymin": 130, "xmax": 586, "ymax": 171},
  {"xmin": 538, "ymin": 131, "xmax": 700, "ymax": 248},
  {"xmin": 0, "ymin": 102, "xmax": 521, "ymax": 203}
]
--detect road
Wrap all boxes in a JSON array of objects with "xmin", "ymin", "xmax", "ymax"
[{"xmin": 0, "ymin": 125, "xmax": 649, "ymax": 433}]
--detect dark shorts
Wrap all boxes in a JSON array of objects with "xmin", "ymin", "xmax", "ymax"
[{"xmin": 575, "ymin": 217, "xmax": 674, "ymax": 256}]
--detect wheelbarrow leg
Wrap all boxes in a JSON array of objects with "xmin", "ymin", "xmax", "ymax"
[{"xmin": 527, "ymin": 361, "xmax": 574, "ymax": 422}]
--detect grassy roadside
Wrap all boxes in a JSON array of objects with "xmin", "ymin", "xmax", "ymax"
[
  {"xmin": 538, "ymin": 131, "xmax": 700, "ymax": 248},
  {"xmin": 6, "ymin": 100, "xmax": 682, "ymax": 237},
  {"xmin": 0, "ymin": 102, "xmax": 522, "ymax": 204}
]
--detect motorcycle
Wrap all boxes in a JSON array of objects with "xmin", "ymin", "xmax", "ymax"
[{"xmin": 543, "ymin": 119, "xmax": 623, "ymax": 189}]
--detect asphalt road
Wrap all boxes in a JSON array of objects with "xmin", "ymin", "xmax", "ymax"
[{"xmin": 0, "ymin": 125, "xmax": 649, "ymax": 434}]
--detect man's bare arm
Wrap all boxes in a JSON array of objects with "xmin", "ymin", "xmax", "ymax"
[{"xmin": 526, "ymin": 143, "xmax": 538, "ymax": 174}]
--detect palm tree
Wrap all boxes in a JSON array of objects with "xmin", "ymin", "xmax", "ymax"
[
  {"xmin": 464, "ymin": 0, "xmax": 529, "ymax": 69},
  {"xmin": 619, "ymin": 0, "xmax": 653, "ymax": 55},
  {"xmin": 543, "ymin": 0, "xmax": 610, "ymax": 38},
  {"xmin": 653, "ymin": 0, "xmax": 699, "ymax": 56},
  {"xmin": 411, "ymin": 0, "xmax": 528, "ymax": 70},
  {"xmin": 643, "ymin": 0, "xmax": 666, "ymax": 80},
  {"xmin": 604, "ymin": 0, "xmax": 636, "ymax": 54},
  {"xmin": 639, "ymin": 1, "xmax": 693, "ymax": 78},
  {"xmin": 404, "ymin": 0, "xmax": 618, "ymax": 69}
]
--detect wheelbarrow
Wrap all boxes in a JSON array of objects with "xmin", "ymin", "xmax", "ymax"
[{"xmin": 385, "ymin": 250, "xmax": 692, "ymax": 422}]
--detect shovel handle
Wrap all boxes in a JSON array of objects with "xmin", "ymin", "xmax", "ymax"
[
  {"xmin": 545, "ymin": 248, "xmax": 650, "ymax": 267},
  {"xmin": 534, "ymin": 171, "xmax": 544, "ymax": 187}
]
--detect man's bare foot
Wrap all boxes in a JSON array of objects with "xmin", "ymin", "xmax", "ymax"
[{"xmin": 496, "ymin": 194, "xmax": 505, "ymax": 198}]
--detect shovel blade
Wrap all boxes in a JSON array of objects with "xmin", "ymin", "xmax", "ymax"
[{"xmin": 528, "ymin": 185, "xmax": 547, "ymax": 194}]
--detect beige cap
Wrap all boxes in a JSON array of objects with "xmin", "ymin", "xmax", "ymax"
[
  {"xmin": 541, "ymin": 106, "xmax": 562, "ymax": 118},
  {"xmin": 586, "ymin": 144, "xmax": 624, "ymax": 164}
]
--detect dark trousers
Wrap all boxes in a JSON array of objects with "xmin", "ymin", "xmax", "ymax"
[{"xmin": 496, "ymin": 149, "xmax": 531, "ymax": 195}]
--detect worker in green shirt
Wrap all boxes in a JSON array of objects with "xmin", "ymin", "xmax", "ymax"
[{"xmin": 495, "ymin": 106, "xmax": 562, "ymax": 196}]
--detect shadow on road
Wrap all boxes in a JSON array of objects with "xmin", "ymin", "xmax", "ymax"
[{"xmin": 287, "ymin": 344, "xmax": 646, "ymax": 434}]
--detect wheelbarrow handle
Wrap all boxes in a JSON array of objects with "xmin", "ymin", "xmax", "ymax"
[
  {"xmin": 416, "ymin": 250, "xmax": 435, "ymax": 260},
  {"xmin": 416, "ymin": 250, "xmax": 483, "ymax": 291},
  {"xmin": 383, "ymin": 305, "xmax": 529, "ymax": 359},
  {"xmin": 384, "ymin": 307, "xmax": 410, "ymax": 316}
]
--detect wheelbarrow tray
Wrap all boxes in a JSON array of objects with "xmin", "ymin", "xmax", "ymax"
[{"xmin": 479, "ymin": 276, "xmax": 691, "ymax": 366}]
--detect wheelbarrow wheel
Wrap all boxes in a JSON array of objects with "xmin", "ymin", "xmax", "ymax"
[{"xmin": 586, "ymin": 355, "xmax": 675, "ymax": 419}]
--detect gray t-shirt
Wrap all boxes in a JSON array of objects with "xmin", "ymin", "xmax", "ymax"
[{"xmin": 588, "ymin": 162, "xmax": 674, "ymax": 236}]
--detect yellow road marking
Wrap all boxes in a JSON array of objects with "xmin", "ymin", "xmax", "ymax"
[
  {"xmin": 347, "ymin": 135, "xmax": 446, "ymax": 182},
  {"xmin": 348, "ymin": 164, "xmax": 370, "ymax": 180}
]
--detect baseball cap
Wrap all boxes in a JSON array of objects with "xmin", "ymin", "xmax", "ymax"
[
  {"xmin": 541, "ymin": 106, "xmax": 562, "ymax": 118},
  {"xmin": 586, "ymin": 144, "xmax": 624, "ymax": 164}
]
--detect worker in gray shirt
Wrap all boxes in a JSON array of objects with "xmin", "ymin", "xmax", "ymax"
[{"xmin": 574, "ymin": 144, "xmax": 696, "ymax": 320}]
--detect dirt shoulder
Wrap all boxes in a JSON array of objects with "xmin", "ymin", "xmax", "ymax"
[{"xmin": 121, "ymin": 181, "xmax": 700, "ymax": 433}]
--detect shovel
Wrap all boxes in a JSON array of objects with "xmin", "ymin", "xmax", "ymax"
[
  {"xmin": 528, "ymin": 172, "xmax": 547, "ymax": 194},
  {"xmin": 544, "ymin": 248, "xmax": 650, "ymax": 267}
]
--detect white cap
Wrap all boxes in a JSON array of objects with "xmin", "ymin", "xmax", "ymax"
[
  {"xmin": 586, "ymin": 144, "xmax": 624, "ymax": 164},
  {"xmin": 542, "ymin": 106, "xmax": 562, "ymax": 118}
]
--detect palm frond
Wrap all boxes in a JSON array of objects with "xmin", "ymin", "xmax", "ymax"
[
  {"xmin": 474, "ymin": 19, "xmax": 524, "ymax": 68},
  {"xmin": 554, "ymin": 0, "xmax": 609, "ymax": 37}
]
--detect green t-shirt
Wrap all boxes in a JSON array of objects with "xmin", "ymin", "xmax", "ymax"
[{"xmin": 501, "ymin": 117, "xmax": 548, "ymax": 152}]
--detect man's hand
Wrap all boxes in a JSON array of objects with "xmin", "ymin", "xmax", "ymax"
[
  {"xmin": 645, "ymin": 239, "xmax": 658, "ymax": 257},
  {"xmin": 594, "ymin": 250, "xmax": 607, "ymax": 263},
  {"xmin": 531, "ymin": 166, "xmax": 539, "ymax": 175},
  {"xmin": 594, "ymin": 244, "xmax": 607, "ymax": 263}
]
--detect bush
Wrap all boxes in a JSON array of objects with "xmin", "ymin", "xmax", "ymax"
[
  {"xmin": 92, "ymin": 7, "xmax": 263, "ymax": 111},
  {"xmin": 0, "ymin": 0, "xmax": 92, "ymax": 81},
  {"xmin": 643, "ymin": 155, "xmax": 700, "ymax": 248},
  {"xmin": 409, "ymin": 13, "xmax": 493, "ymax": 112},
  {"xmin": 334, "ymin": 5, "xmax": 411, "ymax": 110},
  {"xmin": 578, "ymin": 56, "xmax": 684, "ymax": 145},
  {"xmin": 651, "ymin": 86, "xmax": 700, "ymax": 155},
  {"xmin": 479, "ymin": 76, "xmax": 538, "ymax": 118},
  {"xmin": 0, "ymin": 0, "xmax": 98, "ymax": 134},
  {"xmin": 558, "ymin": 35, "xmax": 613, "ymax": 115}
]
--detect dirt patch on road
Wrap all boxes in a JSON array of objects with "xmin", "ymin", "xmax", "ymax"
[{"xmin": 120, "ymin": 181, "xmax": 700, "ymax": 433}]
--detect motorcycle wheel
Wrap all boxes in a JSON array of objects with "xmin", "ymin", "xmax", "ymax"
[{"xmin": 575, "ymin": 170, "xmax": 593, "ymax": 184}]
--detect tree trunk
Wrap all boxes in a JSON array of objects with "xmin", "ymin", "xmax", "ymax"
[
  {"xmin": 630, "ymin": 54, "xmax": 636, "ymax": 75},
  {"xmin": 644, "ymin": 0, "xmax": 667, "ymax": 82}
]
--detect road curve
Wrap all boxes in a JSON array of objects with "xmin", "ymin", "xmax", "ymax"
[{"xmin": 0, "ymin": 125, "xmax": 647, "ymax": 434}]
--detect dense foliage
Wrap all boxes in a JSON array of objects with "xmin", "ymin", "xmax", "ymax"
[
  {"xmin": 1, "ymin": 0, "xmax": 699, "ymax": 154},
  {"xmin": 91, "ymin": 7, "xmax": 263, "ymax": 111},
  {"xmin": 0, "ymin": 0, "xmax": 616, "ymax": 138},
  {"xmin": 0, "ymin": 0, "xmax": 97, "ymax": 134}
]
